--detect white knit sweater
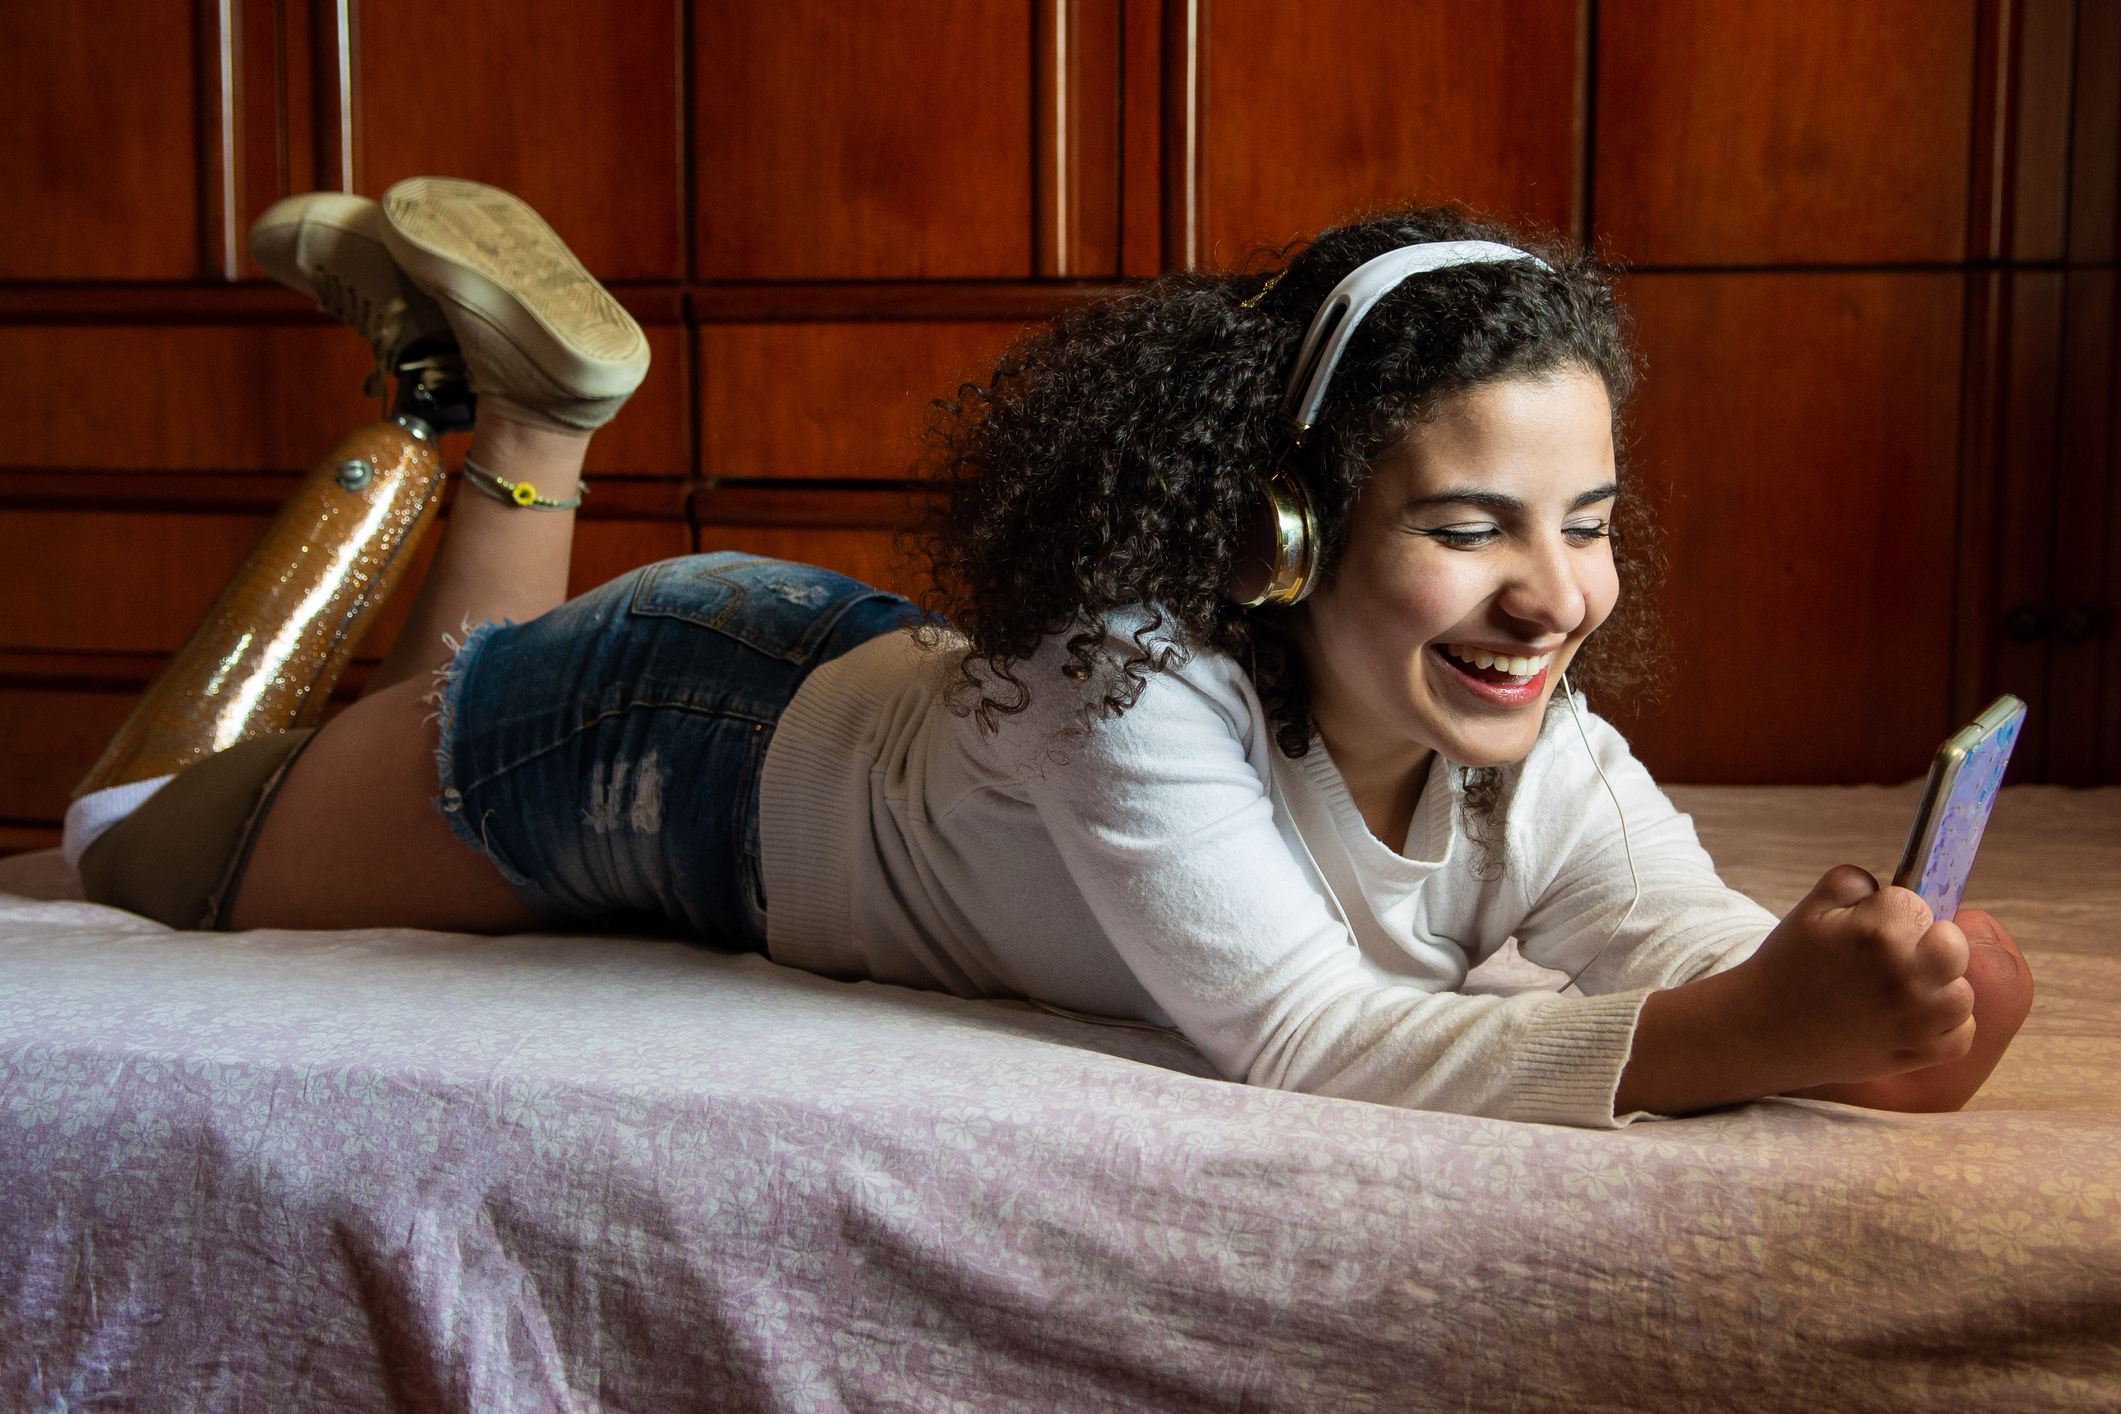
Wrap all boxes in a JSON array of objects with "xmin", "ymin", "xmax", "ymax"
[{"xmin": 760, "ymin": 618, "xmax": 1776, "ymax": 1128}]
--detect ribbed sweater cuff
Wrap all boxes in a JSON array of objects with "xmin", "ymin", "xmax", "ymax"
[{"xmin": 1503, "ymin": 988, "xmax": 1654, "ymax": 1129}]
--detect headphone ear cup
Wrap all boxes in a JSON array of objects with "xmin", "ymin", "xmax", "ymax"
[
  {"xmin": 1222, "ymin": 471, "xmax": 1320, "ymax": 607},
  {"xmin": 1222, "ymin": 492, "xmax": 1285, "ymax": 607}
]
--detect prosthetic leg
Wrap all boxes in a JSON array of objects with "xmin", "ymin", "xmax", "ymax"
[
  {"xmin": 74, "ymin": 359, "xmax": 474, "ymax": 797},
  {"xmin": 69, "ymin": 178, "xmax": 642, "ymax": 927}
]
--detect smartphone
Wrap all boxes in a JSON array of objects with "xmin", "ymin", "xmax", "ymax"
[{"xmin": 1890, "ymin": 694, "xmax": 2027, "ymax": 921}]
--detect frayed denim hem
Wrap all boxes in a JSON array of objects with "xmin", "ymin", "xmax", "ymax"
[{"xmin": 423, "ymin": 619, "xmax": 535, "ymax": 890}]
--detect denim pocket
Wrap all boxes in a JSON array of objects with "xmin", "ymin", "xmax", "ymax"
[{"xmin": 628, "ymin": 554, "xmax": 883, "ymax": 664}]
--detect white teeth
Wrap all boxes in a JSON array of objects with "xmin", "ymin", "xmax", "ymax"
[{"xmin": 1441, "ymin": 644, "xmax": 1553, "ymax": 679}]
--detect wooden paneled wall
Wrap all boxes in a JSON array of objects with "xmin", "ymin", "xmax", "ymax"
[{"xmin": 1, "ymin": 0, "xmax": 2116, "ymax": 853}]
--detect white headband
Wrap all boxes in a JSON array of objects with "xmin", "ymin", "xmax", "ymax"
[{"xmin": 1278, "ymin": 240, "xmax": 1550, "ymax": 437}]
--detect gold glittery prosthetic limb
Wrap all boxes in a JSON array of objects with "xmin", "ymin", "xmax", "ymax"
[{"xmin": 75, "ymin": 417, "xmax": 446, "ymax": 796}]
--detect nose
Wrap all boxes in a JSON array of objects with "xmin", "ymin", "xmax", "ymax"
[{"xmin": 1494, "ymin": 533, "xmax": 1588, "ymax": 637}]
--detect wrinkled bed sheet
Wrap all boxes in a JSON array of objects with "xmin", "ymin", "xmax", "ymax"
[{"xmin": 1, "ymin": 784, "xmax": 2116, "ymax": 1411}]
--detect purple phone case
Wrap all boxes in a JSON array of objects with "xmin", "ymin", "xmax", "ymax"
[{"xmin": 1909, "ymin": 709, "xmax": 2023, "ymax": 921}]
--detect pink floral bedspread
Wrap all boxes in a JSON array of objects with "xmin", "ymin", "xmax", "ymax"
[{"xmin": 2, "ymin": 785, "xmax": 2117, "ymax": 1411}]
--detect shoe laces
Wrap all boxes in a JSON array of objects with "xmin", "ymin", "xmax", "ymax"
[{"xmin": 312, "ymin": 267, "xmax": 407, "ymax": 367}]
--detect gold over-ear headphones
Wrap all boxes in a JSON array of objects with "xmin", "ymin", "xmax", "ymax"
[
  {"xmin": 1222, "ymin": 240, "xmax": 1551, "ymax": 609},
  {"xmin": 1223, "ymin": 465, "xmax": 1320, "ymax": 608}
]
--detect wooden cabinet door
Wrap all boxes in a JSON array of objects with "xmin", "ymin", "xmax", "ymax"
[{"xmin": 2, "ymin": 0, "xmax": 2117, "ymax": 852}]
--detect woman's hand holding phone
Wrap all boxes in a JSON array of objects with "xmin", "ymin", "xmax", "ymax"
[
  {"xmin": 1620, "ymin": 696, "xmax": 2034, "ymax": 1119},
  {"xmin": 1749, "ymin": 865, "xmax": 1977, "ymax": 1083},
  {"xmin": 1616, "ymin": 867, "xmax": 2031, "ymax": 1117},
  {"xmin": 1778, "ymin": 693, "xmax": 2033, "ymax": 1109},
  {"xmin": 1785, "ymin": 902, "xmax": 2033, "ymax": 1113}
]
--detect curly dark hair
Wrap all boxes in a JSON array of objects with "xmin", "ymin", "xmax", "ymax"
[{"xmin": 917, "ymin": 205, "xmax": 1662, "ymax": 789}]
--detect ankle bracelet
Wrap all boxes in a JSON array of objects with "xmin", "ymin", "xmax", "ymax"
[{"xmin": 459, "ymin": 454, "xmax": 588, "ymax": 510}]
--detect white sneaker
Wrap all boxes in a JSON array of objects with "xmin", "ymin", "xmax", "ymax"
[
  {"xmin": 250, "ymin": 192, "xmax": 455, "ymax": 395},
  {"xmin": 380, "ymin": 177, "xmax": 649, "ymax": 431}
]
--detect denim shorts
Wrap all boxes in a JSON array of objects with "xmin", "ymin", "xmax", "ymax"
[{"xmin": 432, "ymin": 553, "xmax": 915, "ymax": 948}]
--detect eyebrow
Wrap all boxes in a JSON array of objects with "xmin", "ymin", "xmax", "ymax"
[{"xmin": 1406, "ymin": 481, "xmax": 1620, "ymax": 514}]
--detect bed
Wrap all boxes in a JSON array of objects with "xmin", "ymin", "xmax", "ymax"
[{"xmin": 2, "ymin": 782, "xmax": 2116, "ymax": 1410}]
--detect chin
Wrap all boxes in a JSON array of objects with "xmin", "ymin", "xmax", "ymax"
[
  {"xmin": 1445, "ymin": 739, "xmax": 1539, "ymax": 771},
  {"xmin": 1429, "ymin": 716, "xmax": 1549, "ymax": 771},
  {"xmin": 1416, "ymin": 646, "xmax": 1571, "ymax": 769}
]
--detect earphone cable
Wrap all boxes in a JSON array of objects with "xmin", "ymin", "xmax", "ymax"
[
  {"xmin": 1269, "ymin": 760, "xmax": 1362, "ymax": 951},
  {"xmin": 1560, "ymin": 671, "xmax": 1641, "ymax": 993}
]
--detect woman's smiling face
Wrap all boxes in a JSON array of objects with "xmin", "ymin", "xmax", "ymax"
[{"xmin": 1295, "ymin": 369, "xmax": 1621, "ymax": 776}]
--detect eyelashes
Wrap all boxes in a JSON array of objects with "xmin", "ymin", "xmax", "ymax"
[
  {"xmin": 1412, "ymin": 528, "xmax": 1495, "ymax": 548},
  {"xmin": 1411, "ymin": 524, "xmax": 1612, "ymax": 548}
]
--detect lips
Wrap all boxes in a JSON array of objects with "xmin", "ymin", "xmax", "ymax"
[{"xmin": 1430, "ymin": 643, "xmax": 1549, "ymax": 707}]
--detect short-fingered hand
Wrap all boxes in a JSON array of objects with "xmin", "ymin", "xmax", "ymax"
[{"xmin": 1746, "ymin": 865, "xmax": 1976, "ymax": 1091}]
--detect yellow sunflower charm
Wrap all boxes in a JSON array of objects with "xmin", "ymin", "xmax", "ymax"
[{"xmin": 458, "ymin": 454, "xmax": 584, "ymax": 511}]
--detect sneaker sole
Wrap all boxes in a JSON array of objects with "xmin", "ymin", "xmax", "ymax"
[{"xmin": 379, "ymin": 177, "xmax": 648, "ymax": 401}]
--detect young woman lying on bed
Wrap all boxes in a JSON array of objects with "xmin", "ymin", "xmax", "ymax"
[{"xmin": 71, "ymin": 180, "xmax": 2032, "ymax": 1128}]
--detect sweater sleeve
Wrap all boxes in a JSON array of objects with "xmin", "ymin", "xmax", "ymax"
[
  {"xmin": 1009, "ymin": 657, "xmax": 1686, "ymax": 1128},
  {"xmin": 1505, "ymin": 708, "xmax": 1778, "ymax": 995}
]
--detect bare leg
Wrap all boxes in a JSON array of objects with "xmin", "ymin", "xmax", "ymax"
[
  {"xmin": 207, "ymin": 176, "xmax": 647, "ymax": 933},
  {"xmin": 229, "ymin": 410, "xmax": 588, "ymax": 933},
  {"xmin": 364, "ymin": 410, "xmax": 591, "ymax": 694},
  {"xmin": 226, "ymin": 676, "xmax": 533, "ymax": 931}
]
